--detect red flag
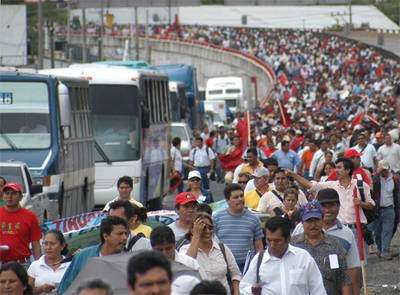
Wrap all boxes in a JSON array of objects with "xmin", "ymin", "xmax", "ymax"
[
  {"xmin": 351, "ymin": 112, "xmax": 364, "ymax": 127},
  {"xmin": 277, "ymin": 100, "xmax": 291, "ymax": 128},
  {"xmin": 219, "ymin": 115, "xmax": 248, "ymax": 172},
  {"xmin": 321, "ymin": 38, "xmax": 328, "ymax": 50},
  {"xmin": 173, "ymin": 14, "xmax": 179, "ymax": 28},
  {"xmin": 279, "ymin": 73, "xmax": 289, "ymax": 85}
]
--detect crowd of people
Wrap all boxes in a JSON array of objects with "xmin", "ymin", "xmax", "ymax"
[{"xmin": 2, "ymin": 23, "xmax": 400, "ymax": 294}]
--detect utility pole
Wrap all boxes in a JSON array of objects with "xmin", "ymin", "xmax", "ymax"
[
  {"xmin": 168, "ymin": 0, "xmax": 171, "ymax": 24},
  {"xmin": 82, "ymin": 8, "xmax": 87, "ymax": 62},
  {"xmin": 135, "ymin": 6, "xmax": 139, "ymax": 60},
  {"xmin": 38, "ymin": 0, "xmax": 44, "ymax": 69},
  {"xmin": 98, "ymin": 6, "xmax": 104, "ymax": 61},
  {"xmin": 348, "ymin": 0, "xmax": 352, "ymax": 29}
]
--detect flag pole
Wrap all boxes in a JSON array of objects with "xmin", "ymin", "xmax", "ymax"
[
  {"xmin": 277, "ymin": 99, "xmax": 287, "ymax": 126},
  {"xmin": 246, "ymin": 110, "xmax": 250, "ymax": 146},
  {"xmin": 353, "ymin": 187, "xmax": 368, "ymax": 295}
]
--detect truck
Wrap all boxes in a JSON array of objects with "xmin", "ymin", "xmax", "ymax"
[{"xmin": 205, "ymin": 75, "xmax": 255, "ymax": 114}]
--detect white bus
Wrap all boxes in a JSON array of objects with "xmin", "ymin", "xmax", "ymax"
[
  {"xmin": 41, "ymin": 64, "xmax": 171, "ymax": 210},
  {"xmin": 206, "ymin": 76, "xmax": 254, "ymax": 113}
]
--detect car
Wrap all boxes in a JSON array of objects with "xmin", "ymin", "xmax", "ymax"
[
  {"xmin": 0, "ymin": 161, "xmax": 56, "ymax": 223},
  {"xmin": 170, "ymin": 122, "xmax": 192, "ymax": 162}
]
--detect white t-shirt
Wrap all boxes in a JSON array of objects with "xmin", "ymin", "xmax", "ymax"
[
  {"xmin": 168, "ymin": 221, "xmax": 188, "ymax": 241},
  {"xmin": 171, "ymin": 146, "xmax": 183, "ymax": 173},
  {"xmin": 27, "ymin": 255, "xmax": 71, "ymax": 295}
]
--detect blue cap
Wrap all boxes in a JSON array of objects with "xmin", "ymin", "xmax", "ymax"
[{"xmin": 300, "ymin": 201, "xmax": 323, "ymax": 221}]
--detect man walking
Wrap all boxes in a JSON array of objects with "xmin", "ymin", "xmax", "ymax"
[
  {"xmin": 168, "ymin": 192, "xmax": 198, "ymax": 241},
  {"xmin": 213, "ymin": 183, "xmax": 264, "ymax": 271},
  {"xmin": 190, "ymin": 137, "xmax": 216, "ymax": 190},
  {"xmin": 0, "ymin": 182, "xmax": 42, "ymax": 266},
  {"xmin": 292, "ymin": 201, "xmax": 352, "ymax": 295},
  {"xmin": 58, "ymin": 216, "xmax": 129, "ymax": 294},
  {"xmin": 370, "ymin": 160, "xmax": 400, "ymax": 260},
  {"xmin": 103, "ymin": 176, "xmax": 143, "ymax": 211},
  {"xmin": 244, "ymin": 167, "xmax": 271, "ymax": 210},
  {"xmin": 240, "ymin": 216, "xmax": 326, "ymax": 295}
]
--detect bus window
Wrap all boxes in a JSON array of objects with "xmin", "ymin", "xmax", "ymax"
[
  {"xmin": 225, "ymin": 88, "xmax": 241, "ymax": 94},
  {"xmin": 0, "ymin": 81, "xmax": 51, "ymax": 149},
  {"xmin": 90, "ymin": 85, "xmax": 140, "ymax": 162}
]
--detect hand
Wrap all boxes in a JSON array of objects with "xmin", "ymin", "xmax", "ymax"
[
  {"xmin": 192, "ymin": 218, "xmax": 205, "ymax": 238},
  {"xmin": 251, "ymin": 285, "xmax": 262, "ymax": 295},
  {"xmin": 282, "ymin": 168, "xmax": 294, "ymax": 177},
  {"xmin": 210, "ymin": 168, "xmax": 215, "ymax": 173},
  {"xmin": 40, "ymin": 284, "xmax": 55, "ymax": 293},
  {"xmin": 353, "ymin": 198, "xmax": 362, "ymax": 206}
]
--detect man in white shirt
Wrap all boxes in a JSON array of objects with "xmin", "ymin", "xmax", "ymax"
[
  {"xmin": 190, "ymin": 137, "xmax": 216, "ymax": 190},
  {"xmin": 352, "ymin": 132, "xmax": 377, "ymax": 172},
  {"xmin": 150, "ymin": 225, "xmax": 205, "ymax": 279},
  {"xmin": 377, "ymin": 134, "xmax": 400, "ymax": 173},
  {"xmin": 240, "ymin": 216, "xmax": 326, "ymax": 295},
  {"xmin": 168, "ymin": 192, "xmax": 198, "ymax": 241}
]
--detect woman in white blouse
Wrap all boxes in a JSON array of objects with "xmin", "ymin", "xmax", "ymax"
[
  {"xmin": 179, "ymin": 212, "xmax": 241, "ymax": 295},
  {"xmin": 28, "ymin": 229, "xmax": 71, "ymax": 295}
]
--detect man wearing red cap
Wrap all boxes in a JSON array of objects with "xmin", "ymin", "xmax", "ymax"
[
  {"xmin": 0, "ymin": 182, "xmax": 42, "ymax": 265},
  {"xmin": 168, "ymin": 192, "xmax": 198, "ymax": 241},
  {"xmin": 327, "ymin": 149, "xmax": 372, "ymax": 186}
]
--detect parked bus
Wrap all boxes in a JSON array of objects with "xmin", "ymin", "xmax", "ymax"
[
  {"xmin": 0, "ymin": 70, "xmax": 95, "ymax": 218},
  {"xmin": 41, "ymin": 64, "xmax": 171, "ymax": 210}
]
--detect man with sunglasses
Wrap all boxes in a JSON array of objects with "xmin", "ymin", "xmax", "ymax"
[
  {"xmin": 0, "ymin": 182, "xmax": 42, "ymax": 266},
  {"xmin": 169, "ymin": 192, "xmax": 199, "ymax": 241},
  {"xmin": 186, "ymin": 171, "xmax": 214, "ymax": 204}
]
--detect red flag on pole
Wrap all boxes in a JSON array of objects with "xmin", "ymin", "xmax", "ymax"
[
  {"xmin": 321, "ymin": 38, "xmax": 328, "ymax": 50},
  {"xmin": 219, "ymin": 115, "xmax": 248, "ymax": 172},
  {"xmin": 353, "ymin": 187, "xmax": 368, "ymax": 293},
  {"xmin": 277, "ymin": 100, "xmax": 291, "ymax": 128},
  {"xmin": 351, "ymin": 112, "xmax": 364, "ymax": 127},
  {"xmin": 279, "ymin": 73, "xmax": 289, "ymax": 85}
]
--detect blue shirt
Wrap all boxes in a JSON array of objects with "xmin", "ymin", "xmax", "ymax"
[
  {"xmin": 271, "ymin": 149, "xmax": 301, "ymax": 170},
  {"xmin": 213, "ymin": 208, "xmax": 264, "ymax": 265},
  {"xmin": 58, "ymin": 244, "xmax": 102, "ymax": 294}
]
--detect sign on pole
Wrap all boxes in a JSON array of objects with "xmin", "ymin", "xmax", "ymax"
[{"xmin": 76, "ymin": 0, "xmax": 200, "ymax": 8}]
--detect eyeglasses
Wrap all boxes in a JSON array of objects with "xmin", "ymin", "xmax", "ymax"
[
  {"xmin": 238, "ymin": 181, "xmax": 248, "ymax": 184},
  {"xmin": 189, "ymin": 178, "xmax": 201, "ymax": 182}
]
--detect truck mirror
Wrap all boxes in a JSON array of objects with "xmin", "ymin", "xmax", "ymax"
[
  {"xmin": 58, "ymin": 82, "xmax": 72, "ymax": 138},
  {"xmin": 142, "ymin": 108, "xmax": 150, "ymax": 129},
  {"xmin": 30, "ymin": 184, "xmax": 43, "ymax": 195}
]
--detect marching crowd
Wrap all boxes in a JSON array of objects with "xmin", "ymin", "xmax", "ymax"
[{"xmin": 1, "ymin": 24, "xmax": 400, "ymax": 295}]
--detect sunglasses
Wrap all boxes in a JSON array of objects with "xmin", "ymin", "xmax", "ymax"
[
  {"xmin": 189, "ymin": 178, "xmax": 201, "ymax": 182},
  {"xmin": 238, "ymin": 181, "xmax": 248, "ymax": 184}
]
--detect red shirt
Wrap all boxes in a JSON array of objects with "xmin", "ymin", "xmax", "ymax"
[
  {"xmin": 327, "ymin": 167, "xmax": 372, "ymax": 185},
  {"xmin": 263, "ymin": 147, "xmax": 277, "ymax": 158},
  {"xmin": 0, "ymin": 206, "xmax": 42, "ymax": 263}
]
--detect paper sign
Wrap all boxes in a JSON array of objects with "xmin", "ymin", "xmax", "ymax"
[{"xmin": 329, "ymin": 254, "xmax": 339, "ymax": 269}]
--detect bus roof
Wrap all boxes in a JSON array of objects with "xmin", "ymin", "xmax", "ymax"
[{"xmin": 40, "ymin": 64, "xmax": 168, "ymax": 85}]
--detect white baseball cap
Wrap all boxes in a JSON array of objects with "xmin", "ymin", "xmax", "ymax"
[{"xmin": 188, "ymin": 170, "xmax": 202, "ymax": 180}]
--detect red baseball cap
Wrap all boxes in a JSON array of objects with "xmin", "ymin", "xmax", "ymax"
[
  {"xmin": 2, "ymin": 182, "xmax": 22, "ymax": 193},
  {"xmin": 175, "ymin": 192, "xmax": 198, "ymax": 206},
  {"xmin": 344, "ymin": 149, "xmax": 363, "ymax": 158}
]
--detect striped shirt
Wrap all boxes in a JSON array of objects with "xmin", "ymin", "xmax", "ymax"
[{"xmin": 213, "ymin": 208, "xmax": 264, "ymax": 265}]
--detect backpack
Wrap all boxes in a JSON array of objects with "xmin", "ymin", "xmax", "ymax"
[
  {"xmin": 256, "ymin": 250, "xmax": 265, "ymax": 284},
  {"xmin": 356, "ymin": 179, "xmax": 378, "ymax": 224},
  {"xmin": 126, "ymin": 233, "xmax": 145, "ymax": 251}
]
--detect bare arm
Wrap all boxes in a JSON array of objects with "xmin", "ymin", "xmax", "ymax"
[
  {"xmin": 32, "ymin": 240, "xmax": 42, "ymax": 260},
  {"xmin": 232, "ymin": 280, "xmax": 240, "ymax": 295},
  {"xmin": 254, "ymin": 239, "xmax": 264, "ymax": 253},
  {"xmin": 341, "ymin": 284, "xmax": 352, "ymax": 295},
  {"xmin": 349, "ymin": 268, "xmax": 360, "ymax": 295},
  {"xmin": 185, "ymin": 219, "xmax": 204, "ymax": 259},
  {"xmin": 284, "ymin": 168, "xmax": 313, "ymax": 189}
]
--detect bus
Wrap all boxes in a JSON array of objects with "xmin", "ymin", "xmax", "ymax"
[
  {"xmin": 0, "ymin": 70, "xmax": 95, "ymax": 218},
  {"xmin": 41, "ymin": 64, "xmax": 171, "ymax": 210}
]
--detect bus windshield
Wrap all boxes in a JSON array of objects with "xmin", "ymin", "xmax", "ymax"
[
  {"xmin": 90, "ymin": 85, "xmax": 140, "ymax": 162},
  {"xmin": 0, "ymin": 81, "xmax": 51, "ymax": 150}
]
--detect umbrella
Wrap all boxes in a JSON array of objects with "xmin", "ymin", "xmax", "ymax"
[{"xmin": 64, "ymin": 251, "xmax": 200, "ymax": 295}]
